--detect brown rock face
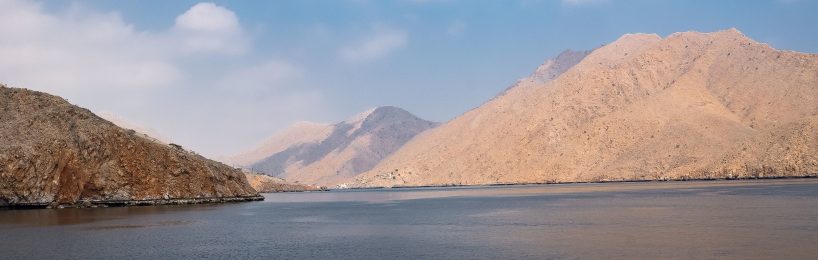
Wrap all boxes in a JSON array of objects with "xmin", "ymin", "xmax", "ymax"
[
  {"xmin": 243, "ymin": 172, "xmax": 324, "ymax": 193},
  {"xmin": 352, "ymin": 29, "xmax": 818, "ymax": 187},
  {"xmin": 0, "ymin": 86, "xmax": 261, "ymax": 208}
]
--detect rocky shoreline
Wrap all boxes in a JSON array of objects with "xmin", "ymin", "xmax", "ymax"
[{"xmin": 0, "ymin": 195, "xmax": 264, "ymax": 209}]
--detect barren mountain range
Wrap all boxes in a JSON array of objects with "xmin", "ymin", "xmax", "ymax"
[
  {"xmin": 3, "ymin": 28, "xmax": 815, "ymax": 200},
  {"xmin": 230, "ymin": 106, "xmax": 437, "ymax": 186},
  {"xmin": 351, "ymin": 29, "xmax": 818, "ymax": 188},
  {"xmin": 0, "ymin": 86, "xmax": 261, "ymax": 208}
]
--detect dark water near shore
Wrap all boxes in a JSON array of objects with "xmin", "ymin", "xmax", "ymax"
[{"xmin": 2, "ymin": 179, "xmax": 818, "ymax": 259}]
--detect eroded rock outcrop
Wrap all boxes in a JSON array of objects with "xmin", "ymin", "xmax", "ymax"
[{"xmin": 0, "ymin": 86, "xmax": 262, "ymax": 208}]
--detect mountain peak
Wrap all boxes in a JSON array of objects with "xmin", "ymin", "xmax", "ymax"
[
  {"xmin": 529, "ymin": 49, "xmax": 592, "ymax": 84},
  {"xmin": 247, "ymin": 106, "xmax": 437, "ymax": 186},
  {"xmin": 714, "ymin": 27, "xmax": 746, "ymax": 38},
  {"xmin": 343, "ymin": 106, "xmax": 433, "ymax": 136},
  {"xmin": 343, "ymin": 106, "xmax": 421, "ymax": 128},
  {"xmin": 353, "ymin": 29, "xmax": 818, "ymax": 188},
  {"xmin": 614, "ymin": 33, "xmax": 662, "ymax": 45},
  {"xmin": 371, "ymin": 106, "xmax": 413, "ymax": 117},
  {"xmin": 664, "ymin": 28, "xmax": 755, "ymax": 44},
  {"xmin": 344, "ymin": 107, "xmax": 377, "ymax": 124},
  {"xmin": 603, "ymin": 32, "xmax": 663, "ymax": 51}
]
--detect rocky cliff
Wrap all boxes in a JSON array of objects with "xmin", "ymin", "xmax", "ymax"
[
  {"xmin": 0, "ymin": 86, "xmax": 262, "ymax": 208},
  {"xmin": 352, "ymin": 29, "xmax": 818, "ymax": 187}
]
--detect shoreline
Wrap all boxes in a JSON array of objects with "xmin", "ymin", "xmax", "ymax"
[
  {"xmin": 343, "ymin": 175, "xmax": 818, "ymax": 190},
  {"xmin": 0, "ymin": 195, "xmax": 265, "ymax": 210},
  {"xmin": 258, "ymin": 189, "xmax": 329, "ymax": 194},
  {"xmin": 6, "ymin": 176, "xmax": 817, "ymax": 208}
]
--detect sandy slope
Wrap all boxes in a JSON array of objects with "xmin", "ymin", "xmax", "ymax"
[{"xmin": 352, "ymin": 29, "xmax": 818, "ymax": 187}]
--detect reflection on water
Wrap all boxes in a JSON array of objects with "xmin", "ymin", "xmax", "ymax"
[
  {"xmin": 2, "ymin": 179, "xmax": 818, "ymax": 259},
  {"xmin": 83, "ymin": 220, "xmax": 197, "ymax": 230},
  {"xmin": 0, "ymin": 203, "xmax": 221, "ymax": 226}
]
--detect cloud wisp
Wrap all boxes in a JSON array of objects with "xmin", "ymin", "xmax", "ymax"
[{"xmin": 339, "ymin": 26, "xmax": 408, "ymax": 63}]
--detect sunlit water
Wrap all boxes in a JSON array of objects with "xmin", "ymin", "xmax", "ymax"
[{"xmin": 2, "ymin": 179, "xmax": 818, "ymax": 259}]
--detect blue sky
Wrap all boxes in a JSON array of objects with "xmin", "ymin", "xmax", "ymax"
[{"xmin": 2, "ymin": 0, "xmax": 816, "ymax": 156}]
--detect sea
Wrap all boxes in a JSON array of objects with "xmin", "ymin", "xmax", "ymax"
[{"xmin": 2, "ymin": 179, "xmax": 818, "ymax": 259}]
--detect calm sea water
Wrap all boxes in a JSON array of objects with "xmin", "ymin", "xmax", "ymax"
[{"xmin": 2, "ymin": 179, "xmax": 818, "ymax": 259}]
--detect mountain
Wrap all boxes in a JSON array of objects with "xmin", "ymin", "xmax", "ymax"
[
  {"xmin": 0, "ymin": 85, "xmax": 261, "ymax": 208},
  {"xmin": 240, "ymin": 106, "xmax": 437, "ymax": 186},
  {"xmin": 222, "ymin": 121, "xmax": 332, "ymax": 167},
  {"xmin": 243, "ymin": 171, "xmax": 325, "ymax": 193},
  {"xmin": 351, "ymin": 28, "xmax": 818, "ymax": 188}
]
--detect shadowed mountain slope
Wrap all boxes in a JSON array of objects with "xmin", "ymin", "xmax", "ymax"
[{"xmin": 241, "ymin": 106, "xmax": 437, "ymax": 186}]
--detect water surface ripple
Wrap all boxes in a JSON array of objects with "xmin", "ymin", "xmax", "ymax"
[{"xmin": 2, "ymin": 179, "xmax": 818, "ymax": 259}]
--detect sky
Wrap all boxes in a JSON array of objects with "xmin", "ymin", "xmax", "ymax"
[{"xmin": 1, "ymin": 0, "xmax": 816, "ymax": 157}]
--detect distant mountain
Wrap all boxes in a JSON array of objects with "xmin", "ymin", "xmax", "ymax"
[
  {"xmin": 352, "ymin": 28, "xmax": 818, "ymax": 188},
  {"xmin": 235, "ymin": 106, "xmax": 437, "ymax": 186},
  {"xmin": 223, "ymin": 121, "xmax": 332, "ymax": 167},
  {"xmin": 243, "ymin": 171, "xmax": 325, "ymax": 193},
  {"xmin": 0, "ymin": 85, "xmax": 261, "ymax": 208}
]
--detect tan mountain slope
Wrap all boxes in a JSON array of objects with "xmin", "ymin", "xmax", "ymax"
[
  {"xmin": 243, "ymin": 171, "xmax": 324, "ymax": 193},
  {"xmin": 223, "ymin": 121, "xmax": 332, "ymax": 167},
  {"xmin": 0, "ymin": 85, "xmax": 261, "ymax": 208},
  {"xmin": 249, "ymin": 106, "xmax": 438, "ymax": 186},
  {"xmin": 352, "ymin": 28, "xmax": 818, "ymax": 188}
]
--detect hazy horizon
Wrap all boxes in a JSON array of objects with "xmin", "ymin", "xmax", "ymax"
[{"xmin": 1, "ymin": 0, "xmax": 816, "ymax": 157}]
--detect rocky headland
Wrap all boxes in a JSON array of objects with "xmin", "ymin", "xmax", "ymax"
[{"xmin": 0, "ymin": 85, "xmax": 262, "ymax": 208}]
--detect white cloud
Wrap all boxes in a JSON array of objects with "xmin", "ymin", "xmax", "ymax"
[
  {"xmin": 0, "ymin": 1, "xmax": 249, "ymax": 96},
  {"xmin": 561, "ymin": 0, "xmax": 611, "ymax": 6},
  {"xmin": 174, "ymin": 3, "xmax": 239, "ymax": 32},
  {"xmin": 339, "ymin": 26, "xmax": 408, "ymax": 63},
  {"xmin": 171, "ymin": 2, "xmax": 248, "ymax": 54},
  {"xmin": 0, "ymin": 0, "xmax": 180, "ymax": 94},
  {"xmin": 0, "ymin": 0, "xmax": 322, "ymax": 157}
]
